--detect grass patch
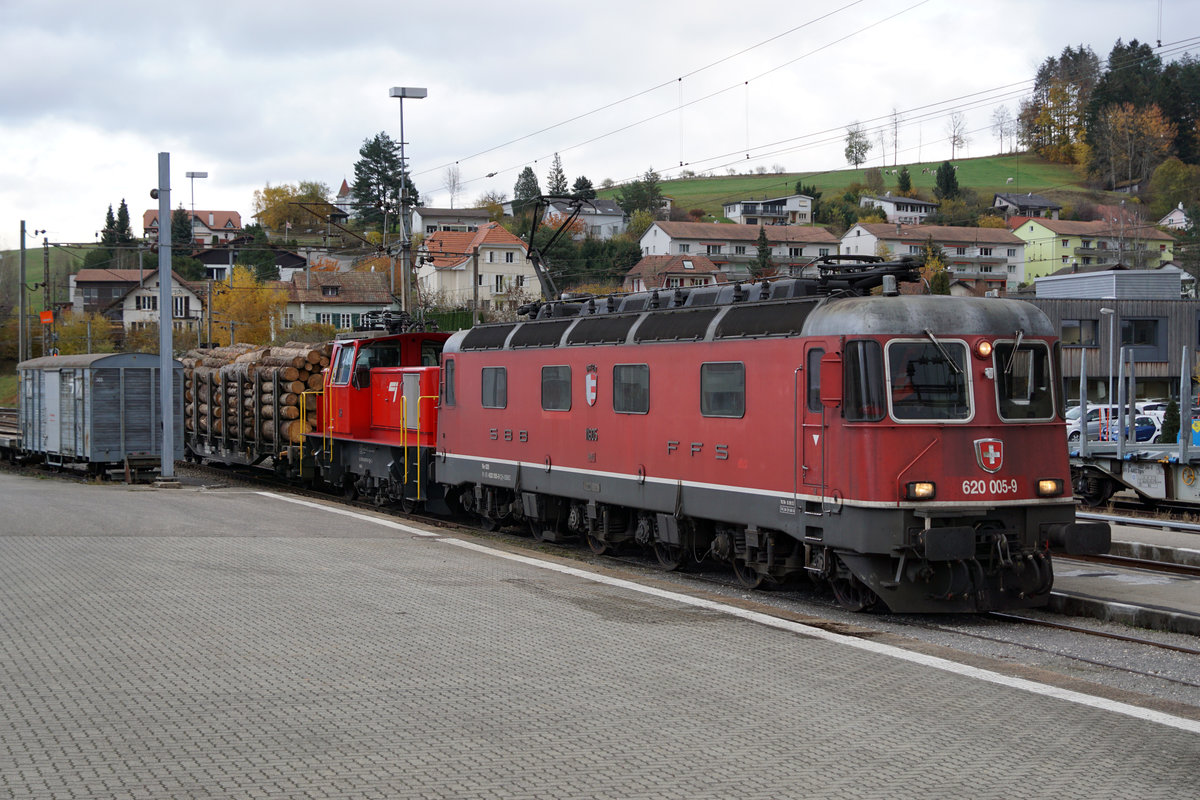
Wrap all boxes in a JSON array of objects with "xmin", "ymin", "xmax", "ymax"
[{"xmin": 0, "ymin": 361, "xmax": 17, "ymax": 406}]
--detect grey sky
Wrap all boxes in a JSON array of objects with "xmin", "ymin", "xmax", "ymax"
[{"xmin": 0, "ymin": 0, "xmax": 1193, "ymax": 251}]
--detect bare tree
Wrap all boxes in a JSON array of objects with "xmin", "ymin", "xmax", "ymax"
[
  {"xmin": 844, "ymin": 122, "xmax": 872, "ymax": 168},
  {"xmin": 991, "ymin": 106, "xmax": 1014, "ymax": 153},
  {"xmin": 443, "ymin": 165, "xmax": 463, "ymax": 209},
  {"xmin": 946, "ymin": 111, "xmax": 969, "ymax": 159}
]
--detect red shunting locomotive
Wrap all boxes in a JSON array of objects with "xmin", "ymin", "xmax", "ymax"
[{"xmin": 427, "ymin": 259, "xmax": 1109, "ymax": 612}]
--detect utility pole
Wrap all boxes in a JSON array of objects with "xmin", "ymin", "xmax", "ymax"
[
  {"xmin": 18, "ymin": 221, "xmax": 26, "ymax": 363},
  {"xmin": 43, "ymin": 236, "xmax": 51, "ymax": 354},
  {"xmin": 472, "ymin": 246, "xmax": 480, "ymax": 326},
  {"xmin": 155, "ymin": 152, "xmax": 176, "ymax": 480}
]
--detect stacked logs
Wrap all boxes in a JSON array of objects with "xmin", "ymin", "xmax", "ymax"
[{"xmin": 182, "ymin": 342, "xmax": 332, "ymax": 446}]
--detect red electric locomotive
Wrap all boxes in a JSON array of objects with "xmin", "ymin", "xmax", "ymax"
[{"xmin": 434, "ymin": 259, "xmax": 1109, "ymax": 613}]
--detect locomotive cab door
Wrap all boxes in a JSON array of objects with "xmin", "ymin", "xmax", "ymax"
[{"xmin": 799, "ymin": 346, "xmax": 826, "ymax": 497}]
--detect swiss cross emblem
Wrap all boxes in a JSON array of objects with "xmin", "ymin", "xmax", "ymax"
[
  {"xmin": 974, "ymin": 439, "xmax": 1004, "ymax": 474},
  {"xmin": 585, "ymin": 366, "xmax": 598, "ymax": 407}
]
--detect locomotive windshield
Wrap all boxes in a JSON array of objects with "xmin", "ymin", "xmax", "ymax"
[
  {"xmin": 886, "ymin": 340, "xmax": 970, "ymax": 420},
  {"xmin": 994, "ymin": 341, "xmax": 1055, "ymax": 420}
]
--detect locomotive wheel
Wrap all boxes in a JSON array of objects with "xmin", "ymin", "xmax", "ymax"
[
  {"xmin": 653, "ymin": 541, "xmax": 686, "ymax": 571},
  {"xmin": 585, "ymin": 531, "xmax": 609, "ymax": 555},
  {"xmin": 731, "ymin": 559, "xmax": 764, "ymax": 589},
  {"xmin": 342, "ymin": 478, "xmax": 359, "ymax": 501},
  {"xmin": 830, "ymin": 576, "xmax": 877, "ymax": 612},
  {"xmin": 478, "ymin": 514, "xmax": 502, "ymax": 532}
]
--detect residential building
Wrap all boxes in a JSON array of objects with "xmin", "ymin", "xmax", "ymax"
[
  {"xmin": 334, "ymin": 179, "xmax": 357, "ymax": 220},
  {"xmin": 414, "ymin": 207, "xmax": 491, "ymax": 235},
  {"xmin": 1009, "ymin": 216, "xmax": 1175, "ymax": 280},
  {"xmin": 192, "ymin": 238, "xmax": 307, "ymax": 282},
  {"xmin": 721, "ymin": 194, "xmax": 813, "ymax": 226},
  {"xmin": 142, "ymin": 209, "xmax": 243, "ymax": 248},
  {"xmin": 543, "ymin": 198, "xmax": 627, "ymax": 240},
  {"xmin": 993, "ymin": 192, "xmax": 1062, "ymax": 220},
  {"xmin": 1159, "ymin": 202, "xmax": 1190, "ymax": 230},
  {"xmin": 416, "ymin": 222, "xmax": 534, "ymax": 310},
  {"xmin": 621, "ymin": 254, "xmax": 724, "ymax": 292},
  {"xmin": 69, "ymin": 268, "xmax": 205, "ymax": 334},
  {"xmin": 283, "ymin": 271, "xmax": 395, "ymax": 332},
  {"xmin": 840, "ymin": 223, "xmax": 1026, "ymax": 291},
  {"xmin": 1024, "ymin": 267, "xmax": 1197, "ymax": 402},
  {"xmin": 858, "ymin": 193, "xmax": 938, "ymax": 225},
  {"xmin": 638, "ymin": 221, "xmax": 839, "ymax": 274}
]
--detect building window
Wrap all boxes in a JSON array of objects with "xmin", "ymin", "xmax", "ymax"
[
  {"xmin": 613, "ymin": 364, "xmax": 649, "ymax": 414},
  {"xmin": 1007, "ymin": 248, "xmax": 1016, "ymax": 257},
  {"xmin": 701, "ymin": 362, "xmax": 744, "ymax": 418},
  {"xmin": 706, "ymin": 244, "xmax": 722, "ymax": 255},
  {"xmin": 818, "ymin": 248, "xmax": 830, "ymax": 256},
  {"xmin": 481, "ymin": 367, "xmax": 507, "ymax": 409},
  {"xmin": 1008, "ymin": 264, "xmax": 1016, "ymax": 273},
  {"xmin": 682, "ymin": 260, "xmax": 694, "ymax": 270},
  {"xmin": 283, "ymin": 314, "xmax": 295, "ymax": 329},
  {"xmin": 318, "ymin": 313, "xmax": 332, "ymax": 325},
  {"xmin": 487, "ymin": 251, "xmax": 496, "ymax": 263},
  {"xmin": 734, "ymin": 245, "xmax": 746, "ymax": 255},
  {"xmin": 541, "ymin": 366, "xmax": 571, "ymax": 411},
  {"xmin": 1062, "ymin": 319, "xmax": 1099, "ymax": 347},
  {"xmin": 136, "ymin": 295, "xmax": 157, "ymax": 311},
  {"xmin": 788, "ymin": 247, "xmax": 802, "ymax": 257},
  {"xmin": 979, "ymin": 247, "xmax": 993, "ymax": 256},
  {"xmin": 678, "ymin": 244, "xmax": 690, "ymax": 253},
  {"xmin": 909, "ymin": 245, "xmax": 921, "ymax": 255},
  {"xmin": 956, "ymin": 247, "xmax": 966, "ymax": 256},
  {"xmin": 172, "ymin": 296, "xmax": 190, "ymax": 318},
  {"xmin": 494, "ymin": 275, "xmax": 505, "ymax": 293},
  {"xmin": 1062, "ymin": 256, "xmax": 1069, "ymax": 263},
  {"xmin": 505, "ymin": 252, "xmax": 514, "ymax": 263},
  {"xmin": 478, "ymin": 273, "xmax": 486, "ymax": 287},
  {"xmin": 322, "ymin": 286, "xmax": 339, "ymax": 297},
  {"xmin": 1121, "ymin": 317, "xmax": 1167, "ymax": 361},
  {"xmin": 1062, "ymin": 239, "xmax": 1070, "ymax": 247},
  {"xmin": 516, "ymin": 275, "xmax": 525, "ymax": 288}
]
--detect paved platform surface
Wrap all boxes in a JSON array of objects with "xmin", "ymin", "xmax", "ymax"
[
  {"xmin": 1050, "ymin": 517, "xmax": 1200, "ymax": 634},
  {"xmin": 1, "ymin": 473, "xmax": 1198, "ymax": 799}
]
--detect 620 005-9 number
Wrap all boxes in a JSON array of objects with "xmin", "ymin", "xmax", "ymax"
[{"xmin": 962, "ymin": 478, "xmax": 1018, "ymax": 495}]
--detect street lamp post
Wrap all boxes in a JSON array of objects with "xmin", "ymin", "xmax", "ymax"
[
  {"xmin": 1101, "ymin": 307, "xmax": 1116, "ymax": 439},
  {"xmin": 389, "ymin": 86, "xmax": 427, "ymax": 315},
  {"xmin": 186, "ymin": 171, "xmax": 209, "ymax": 343}
]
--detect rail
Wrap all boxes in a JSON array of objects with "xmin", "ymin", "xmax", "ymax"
[{"xmin": 1077, "ymin": 510, "xmax": 1200, "ymax": 534}]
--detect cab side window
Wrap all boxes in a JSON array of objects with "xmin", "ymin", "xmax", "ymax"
[{"xmin": 331, "ymin": 345, "xmax": 356, "ymax": 386}]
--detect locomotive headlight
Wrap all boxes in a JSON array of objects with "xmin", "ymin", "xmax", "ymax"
[
  {"xmin": 905, "ymin": 481, "xmax": 936, "ymax": 500},
  {"xmin": 1036, "ymin": 478, "xmax": 1064, "ymax": 497},
  {"xmin": 975, "ymin": 340, "xmax": 993, "ymax": 358}
]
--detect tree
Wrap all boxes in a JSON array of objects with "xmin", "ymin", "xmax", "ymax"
[
  {"xmin": 1161, "ymin": 397, "xmax": 1181, "ymax": 444},
  {"xmin": 571, "ymin": 175, "xmax": 596, "ymax": 200},
  {"xmin": 252, "ymin": 181, "xmax": 333, "ymax": 234},
  {"xmin": 210, "ymin": 265, "xmax": 288, "ymax": 346},
  {"xmin": 115, "ymin": 200, "xmax": 134, "ymax": 244},
  {"xmin": 991, "ymin": 106, "xmax": 1015, "ymax": 153},
  {"xmin": 625, "ymin": 209, "xmax": 656, "ymax": 242},
  {"xmin": 1147, "ymin": 158, "xmax": 1200, "ymax": 219},
  {"xmin": 477, "ymin": 190, "xmax": 507, "ymax": 223},
  {"xmin": 239, "ymin": 223, "xmax": 279, "ymax": 282},
  {"xmin": 121, "ymin": 321, "xmax": 197, "ymax": 356},
  {"xmin": 443, "ymin": 165, "xmax": 462, "ymax": 209},
  {"xmin": 896, "ymin": 166, "xmax": 913, "ymax": 195},
  {"xmin": 1019, "ymin": 44, "xmax": 1101, "ymax": 161},
  {"xmin": 352, "ymin": 132, "xmax": 416, "ymax": 232},
  {"xmin": 753, "ymin": 226, "xmax": 773, "ymax": 278},
  {"xmin": 55, "ymin": 310, "xmax": 117, "ymax": 355},
  {"xmin": 945, "ymin": 112, "xmax": 969, "ymax": 159},
  {"xmin": 546, "ymin": 153, "xmax": 568, "ymax": 195},
  {"xmin": 934, "ymin": 161, "xmax": 959, "ymax": 200},
  {"xmin": 923, "ymin": 239, "xmax": 950, "ymax": 294},
  {"xmin": 171, "ymin": 205, "xmax": 193, "ymax": 249},
  {"xmin": 1088, "ymin": 102, "xmax": 1176, "ymax": 189},
  {"xmin": 865, "ymin": 167, "xmax": 885, "ymax": 195},
  {"xmin": 615, "ymin": 167, "xmax": 664, "ymax": 217},
  {"xmin": 512, "ymin": 166, "xmax": 542, "ymax": 215},
  {"xmin": 844, "ymin": 122, "xmax": 872, "ymax": 168}
]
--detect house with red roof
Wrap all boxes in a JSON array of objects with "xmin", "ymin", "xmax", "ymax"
[
  {"xmin": 281, "ymin": 271, "xmax": 395, "ymax": 331},
  {"xmin": 416, "ymin": 222, "xmax": 532, "ymax": 310},
  {"xmin": 621, "ymin": 254, "xmax": 725, "ymax": 292},
  {"xmin": 142, "ymin": 209, "xmax": 243, "ymax": 247},
  {"xmin": 68, "ymin": 268, "xmax": 205, "ymax": 335},
  {"xmin": 638, "ymin": 221, "xmax": 839, "ymax": 275}
]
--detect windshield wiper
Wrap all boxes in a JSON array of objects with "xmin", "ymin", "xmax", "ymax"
[
  {"xmin": 923, "ymin": 329, "xmax": 962, "ymax": 375},
  {"xmin": 1004, "ymin": 329, "xmax": 1024, "ymax": 375}
]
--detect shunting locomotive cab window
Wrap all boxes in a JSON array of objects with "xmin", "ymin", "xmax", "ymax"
[
  {"xmin": 994, "ymin": 341, "xmax": 1054, "ymax": 420},
  {"xmin": 613, "ymin": 364, "xmax": 649, "ymax": 414},
  {"xmin": 331, "ymin": 345, "xmax": 356, "ymax": 385},
  {"xmin": 541, "ymin": 366, "xmax": 571, "ymax": 411},
  {"xmin": 441, "ymin": 358, "xmax": 456, "ymax": 407},
  {"xmin": 806, "ymin": 348, "xmax": 825, "ymax": 412},
  {"xmin": 481, "ymin": 367, "xmax": 507, "ymax": 409},
  {"xmin": 701, "ymin": 362, "xmax": 744, "ymax": 418},
  {"xmin": 421, "ymin": 339, "xmax": 444, "ymax": 366},
  {"xmin": 844, "ymin": 340, "xmax": 885, "ymax": 421},
  {"xmin": 886, "ymin": 339, "xmax": 970, "ymax": 420}
]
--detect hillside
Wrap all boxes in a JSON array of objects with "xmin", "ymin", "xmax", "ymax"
[{"xmin": 610, "ymin": 153, "xmax": 1115, "ymax": 221}]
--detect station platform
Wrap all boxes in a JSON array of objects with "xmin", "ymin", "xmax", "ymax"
[
  {"xmin": 1048, "ymin": 514, "xmax": 1200, "ymax": 635},
  {"xmin": 1, "ymin": 472, "xmax": 1198, "ymax": 798}
]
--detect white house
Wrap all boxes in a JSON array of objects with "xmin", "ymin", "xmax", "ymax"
[
  {"xmin": 621, "ymin": 254, "xmax": 725, "ymax": 292},
  {"xmin": 544, "ymin": 198, "xmax": 627, "ymax": 240},
  {"xmin": 281, "ymin": 271, "xmax": 395, "ymax": 331},
  {"xmin": 416, "ymin": 222, "xmax": 534, "ymax": 310},
  {"xmin": 639, "ymin": 221, "xmax": 839, "ymax": 272},
  {"xmin": 70, "ymin": 268, "xmax": 205, "ymax": 334},
  {"xmin": 858, "ymin": 193, "xmax": 938, "ymax": 225},
  {"xmin": 722, "ymin": 194, "xmax": 812, "ymax": 226},
  {"xmin": 1159, "ymin": 202, "xmax": 1190, "ymax": 230},
  {"xmin": 142, "ymin": 209, "xmax": 243, "ymax": 247},
  {"xmin": 841, "ymin": 223, "xmax": 1026, "ymax": 292},
  {"xmin": 413, "ymin": 207, "xmax": 492, "ymax": 235}
]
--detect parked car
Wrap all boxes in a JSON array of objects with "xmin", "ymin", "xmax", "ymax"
[{"xmin": 1066, "ymin": 406, "xmax": 1119, "ymax": 442}]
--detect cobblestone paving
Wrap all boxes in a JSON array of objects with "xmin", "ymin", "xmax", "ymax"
[{"xmin": 1, "ymin": 478, "xmax": 1197, "ymax": 798}]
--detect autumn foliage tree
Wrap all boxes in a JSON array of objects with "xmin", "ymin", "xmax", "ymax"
[
  {"xmin": 252, "ymin": 181, "xmax": 333, "ymax": 235},
  {"xmin": 1088, "ymin": 102, "xmax": 1176, "ymax": 189},
  {"xmin": 211, "ymin": 265, "xmax": 288, "ymax": 346},
  {"xmin": 55, "ymin": 311, "xmax": 117, "ymax": 355}
]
